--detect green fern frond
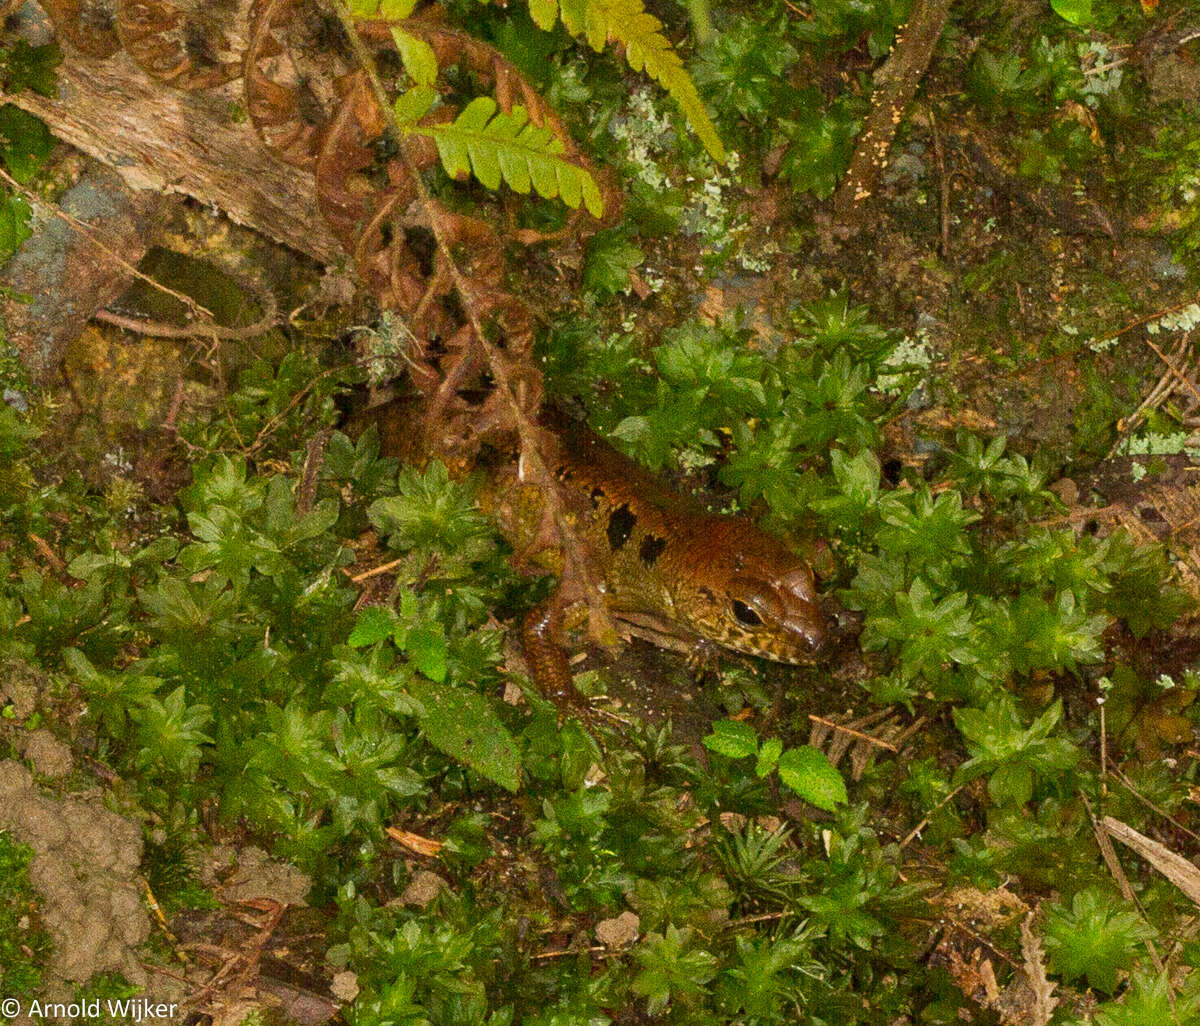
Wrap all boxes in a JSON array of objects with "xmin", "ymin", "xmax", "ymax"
[
  {"xmin": 417, "ymin": 97, "xmax": 604, "ymax": 217},
  {"xmin": 529, "ymin": 0, "xmax": 726, "ymax": 163}
]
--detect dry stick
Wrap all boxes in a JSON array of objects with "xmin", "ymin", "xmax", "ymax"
[
  {"xmin": 141, "ymin": 877, "xmax": 191, "ymax": 966},
  {"xmin": 810, "ymin": 705, "xmax": 895, "ymax": 737},
  {"xmin": 1132, "ymin": 23, "xmax": 1200, "ymax": 63},
  {"xmin": 95, "ymin": 303, "xmax": 281, "ymax": 341},
  {"xmin": 1117, "ymin": 333, "xmax": 1191, "ymax": 433},
  {"xmin": 27, "ymin": 532, "xmax": 66, "ymax": 573},
  {"xmin": 1100, "ymin": 291, "xmax": 1200, "ymax": 351},
  {"xmin": 925, "ymin": 105, "xmax": 951, "ymax": 256},
  {"xmin": 192, "ymin": 901, "xmax": 288, "ymax": 1013},
  {"xmin": 729, "ymin": 911, "xmax": 791, "ymax": 927},
  {"xmin": 1099, "ymin": 699, "xmax": 1108, "ymax": 799},
  {"xmin": 1103, "ymin": 815, "xmax": 1200, "ymax": 912},
  {"xmin": 1108, "ymin": 333, "xmax": 1196, "ymax": 456},
  {"xmin": 95, "ymin": 246, "xmax": 283, "ymax": 341},
  {"xmin": 350, "ymin": 557, "xmax": 406, "ymax": 583},
  {"xmin": 899, "ymin": 783, "xmax": 964, "ymax": 849},
  {"xmin": 1144, "ymin": 334, "xmax": 1200, "ymax": 407},
  {"xmin": 530, "ymin": 945, "xmax": 610, "ymax": 961},
  {"xmin": 832, "ymin": 0, "xmax": 954, "ymax": 227},
  {"xmin": 1021, "ymin": 291, "xmax": 1200, "ymax": 377},
  {"xmin": 0, "ymin": 163, "xmax": 216, "ymax": 324},
  {"xmin": 808, "ymin": 713, "xmax": 899, "ymax": 751},
  {"xmin": 331, "ymin": 2, "xmax": 616, "ymax": 642}
]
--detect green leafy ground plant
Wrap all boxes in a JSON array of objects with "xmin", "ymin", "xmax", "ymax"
[
  {"xmin": 0, "ymin": 833, "xmax": 51, "ymax": 998},
  {"xmin": 4, "ymin": 0, "xmax": 1200, "ymax": 1018},
  {"xmin": 703, "ymin": 718, "xmax": 848, "ymax": 812},
  {"xmin": 1, "ymin": 294, "xmax": 1195, "ymax": 1022}
]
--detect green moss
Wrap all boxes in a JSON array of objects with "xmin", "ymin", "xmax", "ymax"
[{"xmin": 0, "ymin": 832, "xmax": 51, "ymax": 998}]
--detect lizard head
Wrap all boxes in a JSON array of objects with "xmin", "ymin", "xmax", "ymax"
[{"xmin": 674, "ymin": 518, "xmax": 831, "ymax": 664}]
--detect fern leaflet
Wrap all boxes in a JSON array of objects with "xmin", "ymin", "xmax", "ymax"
[
  {"xmin": 417, "ymin": 97, "xmax": 604, "ymax": 217},
  {"xmin": 529, "ymin": 0, "xmax": 726, "ymax": 162}
]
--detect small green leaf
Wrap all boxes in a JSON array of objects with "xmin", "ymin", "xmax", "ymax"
[
  {"xmin": 632, "ymin": 925, "xmax": 719, "ymax": 1016},
  {"xmin": 953, "ymin": 696, "xmax": 1080, "ymax": 806},
  {"xmin": 391, "ymin": 27, "xmax": 437, "ymax": 87},
  {"xmin": 861, "ymin": 578, "xmax": 977, "ymax": 684},
  {"xmin": 1050, "ymin": 0, "xmax": 1092, "ymax": 25},
  {"xmin": 420, "ymin": 97, "xmax": 603, "ymax": 216},
  {"xmin": 559, "ymin": 0, "xmax": 587, "ymax": 35},
  {"xmin": 776, "ymin": 746, "xmax": 848, "ymax": 812},
  {"xmin": 347, "ymin": 0, "xmax": 418, "ymax": 17},
  {"xmin": 349, "ymin": 606, "xmax": 398, "ymax": 647},
  {"xmin": 584, "ymin": 228, "xmax": 644, "ymax": 296},
  {"xmin": 528, "ymin": 0, "xmax": 559, "ymax": 31},
  {"xmin": 703, "ymin": 719, "xmax": 759, "ymax": 759},
  {"xmin": 408, "ymin": 679, "xmax": 521, "ymax": 791},
  {"xmin": 755, "ymin": 737, "xmax": 782, "ymax": 777},
  {"xmin": 394, "ymin": 84, "xmax": 436, "ymax": 126},
  {"xmin": 66, "ymin": 550, "xmax": 131, "ymax": 580},
  {"xmin": 379, "ymin": 0, "xmax": 417, "ymax": 16},
  {"xmin": 558, "ymin": 719, "xmax": 601, "ymax": 790},
  {"xmin": 405, "ymin": 623, "xmax": 447, "ymax": 682},
  {"xmin": 1093, "ymin": 971, "xmax": 1195, "ymax": 1026},
  {"xmin": 469, "ymin": 135, "xmax": 503, "ymax": 189},
  {"xmin": 576, "ymin": 0, "xmax": 725, "ymax": 161},
  {"xmin": 1045, "ymin": 888, "xmax": 1155, "ymax": 993}
]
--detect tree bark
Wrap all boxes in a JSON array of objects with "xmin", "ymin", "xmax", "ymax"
[
  {"xmin": 3, "ymin": 33, "xmax": 342, "ymax": 264},
  {"xmin": 833, "ymin": 0, "xmax": 953, "ymax": 229},
  {"xmin": 1, "ymin": 0, "xmax": 343, "ymax": 379}
]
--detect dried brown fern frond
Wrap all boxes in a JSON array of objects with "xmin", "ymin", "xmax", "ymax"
[
  {"xmin": 244, "ymin": 0, "xmax": 332, "ymax": 169},
  {"xmin": 116, "ymin": 0, "xmax": 243, "ymax": 89},
  {"xmin": 808, "ymin": 708, "xmax": 924, "ymax": 781},
  {"xmin": 326, "ymin": 7, "xmax": 617, "ymax": 642},
  {"xmin": 37, "ymin": 0, "xmax": 121, "ymax": 57}
]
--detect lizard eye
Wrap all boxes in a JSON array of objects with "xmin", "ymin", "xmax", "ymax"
[{"xmin": 731, "ymin": 600, "xmax": 763, "ymax": 627}]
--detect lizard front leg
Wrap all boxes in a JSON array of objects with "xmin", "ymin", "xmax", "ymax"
[{"xmin": 522, "ymin": 595, "xmax": 591, "ymax": 713}]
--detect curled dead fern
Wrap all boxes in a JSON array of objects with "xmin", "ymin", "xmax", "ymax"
[
  {"xmin": 244, "ymin": 0, "xmax": 331, "ymax": 169},
  {"xmin": 35, "ymin": 0, "xmax": 120, "ymax": 57},
  {"xmin": 117, "ymin": 0, "xmax": 242, "ymax": 89}
]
